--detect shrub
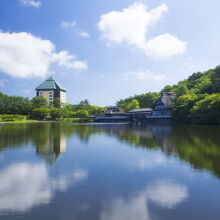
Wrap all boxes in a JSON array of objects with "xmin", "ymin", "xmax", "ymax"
[
  {"xmin": 0, "ymin": 114, "xmax": 24, "ymax": 121},
  {"xmin": 30, "ymin": 108, "xmax": 49, "ymax": 120},
  {"xmin": 75, "ymin": 110, "xmax": 89, "ymax": 118},
  {"xmin": 50, "ymin": 108, "xmax": 62, "ymax": 120},
  {"xmin": 61, "ymin": 109, "xmax": 76, "ymax": 118},
  {"xmin": 69, "ymin": 111, "xmax": 77, "ymax": 118}
]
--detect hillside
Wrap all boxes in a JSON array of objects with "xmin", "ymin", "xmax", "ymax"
[{"xmin": 117, "ymin": 66, "xmax": 220, "ymax": 124}]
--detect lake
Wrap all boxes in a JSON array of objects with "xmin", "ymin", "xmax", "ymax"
[{"xmin": 0, "ymin": 122, "xmax": 220, "ymax": 220}]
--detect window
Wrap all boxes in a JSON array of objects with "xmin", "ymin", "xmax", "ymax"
[
  {"xmin": 49, "ymin": 92, "xmax": 53, "ymax": 94},
  {"xmin": 49, "ymin": 98, "xmax": 52, "ymax": 100},
  {"xmin": 49, "ymin": 95, "xmax": 53, "ymax": 97}
]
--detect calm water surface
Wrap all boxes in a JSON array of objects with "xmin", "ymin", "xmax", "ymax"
[{"xmin": 0, "ymin": 122, "xmax": 220, "ymax": 220}]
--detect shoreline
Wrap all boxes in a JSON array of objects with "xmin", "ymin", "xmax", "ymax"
[{"xmin": 1, "ymin": 120, "xmax": 220, "ymax": 126}]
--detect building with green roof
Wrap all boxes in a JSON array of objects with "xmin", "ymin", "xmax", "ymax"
[{"xmin": 36, "ymin": 76, "xmax": 66, "ymax": 106}]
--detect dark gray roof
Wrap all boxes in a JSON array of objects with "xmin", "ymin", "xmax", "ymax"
[
  {"xmin": 154, "ymin": 92, "xmax": 176, "ymax": 109},
  {"xmin": 36, "ymin": 76, "xmax": 66, "ymax": 91},
  {"xmin": 105, "ymin": 106, "xmax": 125, "ymax": 114},
  {"xmin": 161, "ymin": 92, "xmax": 176, "ymax": 107},
  {"xmin": 128, "ymin": 108, "xmax": 153, "ymax": 113}
]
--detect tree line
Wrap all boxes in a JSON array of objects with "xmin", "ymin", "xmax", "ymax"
[
  {"xmin": 116, "ymin": 66, "xmax": 220, "ymax": 124},
  {"xmin": 116, "ymin": 92, "xmax": 160, "ymax": 112},
  {"xmin": 164, "ymin": 65, "xmax": 220, "ymax": 124},
  {"xmin": 0, "ymin": 93, "xmax": 105, "ymax": 121}
]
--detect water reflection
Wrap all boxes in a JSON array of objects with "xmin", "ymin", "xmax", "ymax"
[
  {"xmin": 138, "ymin": 154, "xmax": 167, "ymax": 170},
  {"xmin": 100, "ymin": 189, "xmax": 151, "ymax": 220},
  {"xmin": 0, "ymin": 123, "xmax": 220, "ymax": 178},
  {"xmin": 0, "ymin": 162, "xmax": 87, "ymax": 213},
  {"xmin": 0, "ymin": 163, "xmax": 50, "ymax": 212},
  {"xmin": 100, "ymin": 181, "xmax": 188, "ymax": 220},
  {"xmin": 147, "ymin": 181, "xmax": 188, "ymax": 209},
  {"xmin": 36, "ymin": 131, "xmax": 66, "ymax": 165},
  {"xmin": 0, "ymin": 123, "xmax": 220, "ymax": 219}
]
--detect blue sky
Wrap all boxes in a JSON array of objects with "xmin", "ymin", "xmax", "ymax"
[{"xmin": 0, "ymin": 0, "xmax": 220, "ymax": 106}]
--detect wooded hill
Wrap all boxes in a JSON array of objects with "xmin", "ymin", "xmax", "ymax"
[{"xmin": 117, "ymin": 66, "xmax": 220, "ymax": 124}]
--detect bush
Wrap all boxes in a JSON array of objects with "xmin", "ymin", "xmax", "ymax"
[
  {"xmin": 61, "ymin": 109, "xmax": 76, "ymax": 118},
  {"xmin": 30, "ymin": 108, "xmax": 49, "ymax": 120},
  {"xmin": 0, "ymin": 114, "xmax": 24, "ymax": 121},
  {"xmin": 75, "ymin": 110, "xmax": 89, "ymax": 118},
  {"xmin": 69, "ymin": 111, "xmax": 77, "ymax": 118},
  {"xmin": 50, "ymin": 108, "xmax": 62, "ymax": 120}
]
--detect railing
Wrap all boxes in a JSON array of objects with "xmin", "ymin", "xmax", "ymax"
[{"xmin": 147, "ymin": 115, "xmax": 173, "ymax": 119}]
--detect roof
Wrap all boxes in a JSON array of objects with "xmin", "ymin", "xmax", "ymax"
[
  {"xmin": 104, "ymin": 106, "xmax": 125, "ymax": 115},
  {"xmin": 95, "ymin": 116, "xmax": 129, "ymax": 120},
  {"xmin": 154, "ymin": 92, "xmax": 176, "ymax": 109},
  {"xmin": 36, "ymin": 76, "xmax": 66, "ymax": 91},
  {"xmin": 128, "ymin": 108, "xmax": 153, "ymax": 113}
]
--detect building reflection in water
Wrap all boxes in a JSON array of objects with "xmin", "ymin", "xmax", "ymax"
[{"xmin": 36, "ymin": 130, "xmax": 66, "ymax": 165}]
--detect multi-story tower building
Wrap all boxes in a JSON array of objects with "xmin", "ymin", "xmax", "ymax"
[{"xmin": 36, "ymin": 76, "xmax": 66, "ymax": 106}]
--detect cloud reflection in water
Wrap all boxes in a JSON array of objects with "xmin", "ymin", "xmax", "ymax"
[
  {"xmin": 147, "ymin": 181, "xmax": 188, "ymax": 209},
  {"xmin": 0, "ymin": 163, "xmax": 87, "ymax": 213},
  {"xmin": 100, "ymin": 181, "xmax": 188, "ymax": 220}
]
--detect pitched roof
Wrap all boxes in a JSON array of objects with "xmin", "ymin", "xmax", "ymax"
[
  {"xmin": 128, "ymin": 108, "xmax": 153, "ymax": 113},
  {"xmin": 154, "ymin": 92, "xmax": 176, "ymax": 109},
  {"xmin": 161, "ymin": 92, "xmax": 176, "ymax": 107},
  {"xmin": 104, "ymin": 106, "xmax": 125, "ymax": 115},
  {"xmin": 36, "ymin": 76, "xmax": 66, "ymax": 91}
]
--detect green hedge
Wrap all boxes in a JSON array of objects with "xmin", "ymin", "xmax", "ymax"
[{"xmin": 0, "ymin": 114, "xmax": 25, "ymax": 121}]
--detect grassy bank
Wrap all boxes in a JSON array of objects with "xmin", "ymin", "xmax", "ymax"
[
  {"xmin": 0, "ymin": 120, "xmax": 39, "ymax": 123},
  {"xmin": 64, "ymin": 118, "xmax": 94, "ymax": 123},
  {"xmin": 0, "ymin": 115, "xmax": 94, "ymax": 124},
  {"xmin": 0, "ymin": 115, "xmax": 40, "ymax": 123}
]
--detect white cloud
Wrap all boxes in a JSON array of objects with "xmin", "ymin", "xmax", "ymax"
[
  {"xmin": 98, "ymin": 3, "xmax": 167, "ymax": 48},
  {"xmin": 147, "ymin": 181, "xmax": 188, "ymax": 208},
  {"xmin": 98, "ymin": 3, "xmax": 186, "ymax": 59},
  {"xmin": 21, "ymin": 89, "xmax": 31, "ymax": 93},
  {"xmin": 53, "ymin": 51, "xmax": 88, "ymax": 70},
  {"xmin": 61, "ymin": 20, "xmax": 76, "ymax": 29},
  {"xmin": 61, "ymin": 20, "xmax": 90, "ymax": 38},
  {"xmin": 0, "ymin": 79, "xmax": 7, "ymax": 87},
  {"xmin": 0, "ymin": 31, "xmax": 88, "ymax": 78},
  {"xmin": 145, "ymin": 34, "xmax": 187, "ymax": 59},
  {"xmin": 124, "ymin": 70, "xmax": 165, "ymax": 81},
  {"xmin": 20, "ymin": 0, "xmax": 41, "ymax": 8},
  {"xmin": 0, "ymin": 163, "xmax": 87, "ymax": 212},
  {"xmin": 78, "ymin": 30, "xmax": 90, "ymax": 38}
]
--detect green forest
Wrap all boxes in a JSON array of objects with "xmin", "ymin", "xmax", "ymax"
[
  {"xmin": 116, "ymin": 65, "xmax": 220, "ymax": 124},
  {"xmin": 0, "ymin": 93, "xmax": 105, "ymax": 121}
]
